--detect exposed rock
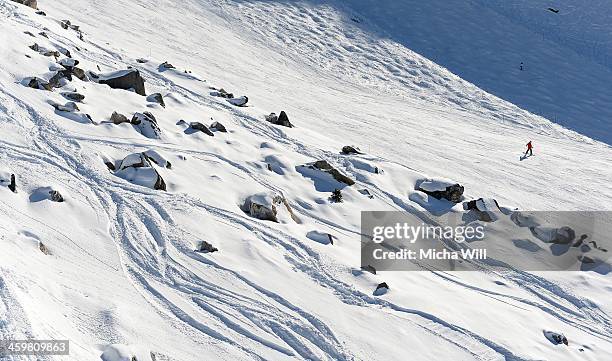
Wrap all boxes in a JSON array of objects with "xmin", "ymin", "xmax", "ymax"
[
  {"xmin": 196, "ymin": 241, "xmax": 218, "ymax": 253},
  {"xmin": 35, "ymin": 10, "xmax": 46, "ymax": 16},
  {"xmin": 147, "ymin": 93, "xmax": 165, "ymax": 107},
  {"xmin": 530, "ymin": 226, "xmax": 576, "ymax": 245},
  {"xmin": 115, "ymin": 152, "xmax": 168, "ymax": 191},
  {"xmin": 49, "ymin": 190, "xmax": 64, "ymax": 202},
  {"xmin": 71, "ymin": 67, "xmax": 87, "ymax": 81},
  {"xmin": 61, "ymin": 92, "xmax": 85, "ymax": 102},
  {"xmin": 416, "ymin": 178, "xmax": 464, "ymax": 203},
  {"xmin": 463, "ymin": 198, "xmax": 501, "ymax": 222},
  {"xmin": 241, "ymin": 192, "xmax": 298, "ymax": 223},
  {"xmin": 374, "ymin": 282, "xmax": 389, "ymax": 296},
  {"xmin": 136, "ymin": 58, "xmax": 148, "ymax": 63},
  {"xmin": 38, "ymin": 241, "xmax": 51, "ymax": 255},
  {"xmin": 311, "ymin": 160, "xmax": 355, "ymax": 186},
  {"xmin": 105, "ymin": 161, "xmax": 116, "ymax": 171},
  {"xmin": 227, "ymin": 96, "xmax": 248, "ymax": 107},
  {"xmin": 29, "ymin": 43, "xmax": 59, "ymax": 57},
  {"xmin": 210, "ymin": 121, "xmax": 227, "ymax": 132},
  {"xmin": 59, "ymin": 58, "xmax": 79, "ymax": 68},
  {"xmin": 51, "ymin": 101, "xmax": 79, "ymax": 112},
  {"xmin": 306, "ymin": 230, "xmax": 334, "ymax": 245},
  {"xmin": 8, "ymin": 174, "xmax": 16, "ymax": 193},
  {"xmin": 544, "ymin": 331, "xmax": 568, "ymax": 346},
  {"xmin": 110, "ymin": 111, "xmax": 129, "ymax": 124},
  {"xmin": 27, "ymin": 77, "xmax": 52, "ymax": 91},
  {"xmin": 361, "ymin": 265, "xmax": 376, "ymax": 274},
  {"xmin": 341, "ymin": 145, "xmax": 362, "ymax": 155},
  {"xmin": 210, "ymin": 88, "xmax": 234, "ymax": 98},
  {"xmin": 11, "ymin": 0, "xmax": 37, "ymax": 9},
  {"xmin": 159, "ymin": 61, "xmax": 175, "ymax": 70},
  {"xmin": 60, "ymin": 20, "xmax": 71, "ymax": 30},
  {"xmin": 265, "ymin": 111, "xmax": 292, "ymax": 127},
  {"xmin": 189, "ymin": 122, "xmax": 214, "ymax": 136},
  {"xmin": 131, "ymin": 112, "xmax": 161, "ymax": 139},
  {"xmin": 97, "ymin": 69, "xmax": 146, "ymax": 96}
]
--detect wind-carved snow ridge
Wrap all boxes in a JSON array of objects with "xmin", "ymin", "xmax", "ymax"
[{"xmin": 0, "ymin": 0, "xmax": 611, "ymax": 360}]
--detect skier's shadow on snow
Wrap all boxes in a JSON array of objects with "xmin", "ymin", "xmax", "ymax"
[{"xmin": 519, "ymin": 154, "xmax": 534, "ymax": 161}]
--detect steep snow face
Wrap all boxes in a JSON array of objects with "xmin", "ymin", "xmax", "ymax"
[
  {"xmin": 0, "ymin": 0, "xmax": 611, "ymax": 360},
  {"xmin": 219, "ymin": 0, "xmax": 612, "ymax": 144}
]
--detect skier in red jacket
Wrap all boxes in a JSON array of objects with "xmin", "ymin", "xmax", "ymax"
[{"xmin": 524, "ymin": 141, "xmax": 533, "ymax": 157}]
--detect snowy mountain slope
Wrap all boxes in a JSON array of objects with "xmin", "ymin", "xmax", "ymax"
[
  {"xmin": 219, "ymin": 0, "xmax": 612, "ymax": 144},
  {"xmin": 0, "ymin": 0, "xmax": 611, "ymax": 360}
]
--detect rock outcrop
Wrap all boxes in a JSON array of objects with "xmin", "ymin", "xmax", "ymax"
[
  {"xmin": 189, "ymin": 122, "xmax": 214, "ymax": 136},
  {"xmin": 12, "ymin": 0, "xmax": 37, "ymax": 9},
  {"xmin": 94, "ymin": 69, "xmax": 146, "ymax": 96},
  {"xmin": 132, "ymin": 112, "xmax": 161, "ymax": 139},
  {"xmin": 416, "ymin": 178, "xmax": 464, "ymax": 203},
  {"xmin": 210, "ymin": 121, "xmax": 227, "ymax": 132},
  {"xmin": 241, "ymin": 192, "xmax": 298, "ymax": 223},
  {"xmin": 115, "ymin": 151, "xmax": 170, "ymax": 191},
  {"xmin": 265, "ymin": 111, "xmax": 293, "ymax": 127},
  {"xmin": 147, "ymin": 93, "xmax": 165, "ymax": 107}
]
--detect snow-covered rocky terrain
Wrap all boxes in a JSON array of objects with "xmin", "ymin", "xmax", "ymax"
[{"xmin": 0, "ymin": 0, "xmax": 611, "ymax": 360}]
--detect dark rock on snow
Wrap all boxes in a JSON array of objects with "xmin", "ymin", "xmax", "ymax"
[
  {"xmin": 11, "ymin": 0, "xmax": 37, "ymax": 9},
  {"xmin": 61, "ymin": 92, "xmax": 85, "ymax": 102},
  {"xmin": 27, "ymin": 77, "xmax": 52, "ymax": 91},
  {"xmin": 210, "ymin": 121, "xmax": 227, "ymax": 132},
  {"xmin": 110, "ymin": 111, "xmax": 129, "ymax": 124},
  {"xmin": 241, "ymin": 193, "xmax": 298, "ymax": 223},
  {"xmin": 210, "ymin": 88, "xmax": 234, "ymax": 99},
  {"xmin": 159, "ymin": 61, "xmax": 175, "ymax": 70},
  {"xmin": 98, "ymin": 69, "xmax": 146, "ymax": 96},
  {"xmin": 147, "ymin": 93, "xmax": 165, "ymax": 107},
  {"xmin": 35, "ymin": 10, "xmax": 46, "ymax": 16},
  {"xmin": 374, "ymin": 282, "xmax": 389, "ymax": 296},
  {"xmin": 197, "ymin": 241, "xmax": 218, "ymax": 253},
  {"xmin": 312, "ymin": 160, "xmax": 355, "ymax": 186},
  {"xmin": 49, "ymin": 190, "xmax": 64, "ymax": 202},
  {"xmin": 463, "ymin": 198, "xmax": 501, "ymax": 222},
  {"xmin": 416, "ymin": 179, "xmax": 464, "ymax": 203},
  {"xmin": 265, "ymin": 111, "xmax": 292, "ymax": 127},
  {"xmin": 39, "ymin": 241, "xmax": 51, "ymax": 255},
  {"xmin": 189, "ymin": 122, "xmax": 214, "ymax": 136},
  {"xmin": 361, "ymin": 265, "xmax": 376, "ymax": 274},
  {"xmin": 8, "ymin": 174, "xmax": 17, "ymax": 193},
  {"xmin": 341, "ymin": 145, "xmax": 362, "ymax": 155}
]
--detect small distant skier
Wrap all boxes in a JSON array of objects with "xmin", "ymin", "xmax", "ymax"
[
  {"xmin": 524, "ymin": 141, "xmax": 533, "ymax": 157},
  {"xmin": 520, "ymin": 62, "xmax": 524, "ymax": 71}
]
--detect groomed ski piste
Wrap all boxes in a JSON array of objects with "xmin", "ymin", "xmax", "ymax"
[{"xmin": 0, "ymin": 0, "xmax": 611, "ymax": 360}]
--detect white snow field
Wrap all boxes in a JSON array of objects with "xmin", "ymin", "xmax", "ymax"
[{"xmin": 0, "ymin": 0, "xmax": 611, "ymax": 360}]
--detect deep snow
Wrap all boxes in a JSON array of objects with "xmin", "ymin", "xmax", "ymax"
[{"xmin": 0, "ymin": 0, "xmax": 611, "ymax": 360}]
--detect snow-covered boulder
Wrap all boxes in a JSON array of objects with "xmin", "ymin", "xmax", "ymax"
[
  {"xmin": 227, "ymin": 96, "xmax": 248, "ymax": 107},
  {"xmin": 100, "ymin": 344, "xmax": 154, "ymax": 361},
  {"xmin": 95, "ymin": 69, "xmax": 146, "ymax": 96},
  {"xmin": 196, "ymin": 240, "xmax": 218, "ymax": 253},
  {"xmin": 544, "ymin": 331, "xmax": 569, "ymax": 346},
  {"xmin": 131, "ymin": 112, "xmax": 161, "ymax": 139},
  {"xmin": 115, "ymin": 151, "xmax": 170, "ymax": 191},
  {"xmin": 306, "ymin": 230, "xmax": 334, "ymax": 245},
  {"xmin": 530, "ymin": 226, "xmax": 576, "ymax": 244},
  {"xmin": 297, "ymin": 160, "xmax": 355, "ymax": 190},
  {"xmin": 26, "ymin": 77, "xmax": 52, "ymax": 91},
  {"xmin": 210, "ymin": 88, "xmax": 234, "ymax": 98},
  {"xmin": 61, "ymin": 92, "xmax": 85, "ymax": 102},
  {"xmin": 240, "ymin": 192, "xmax": 298, "ymax": 223},
  {"xmin": 463, "ymin": 198, "xmax": 501, "ymax": 222},
  {"xmin": 29, "ymin": 187, "xmax": 65, "ymax": 202},
  {"xmin": 50, "ymin": 101, "xmax": 79, "ymax": 112},
  {"xmin": 416, "ymin": 178, "xmax": 464, "ymax": 203}
]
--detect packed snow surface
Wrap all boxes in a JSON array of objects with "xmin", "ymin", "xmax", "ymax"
[{"xmin": 0, "ymin": 0, "xmax": 611, "ymax": 360}]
